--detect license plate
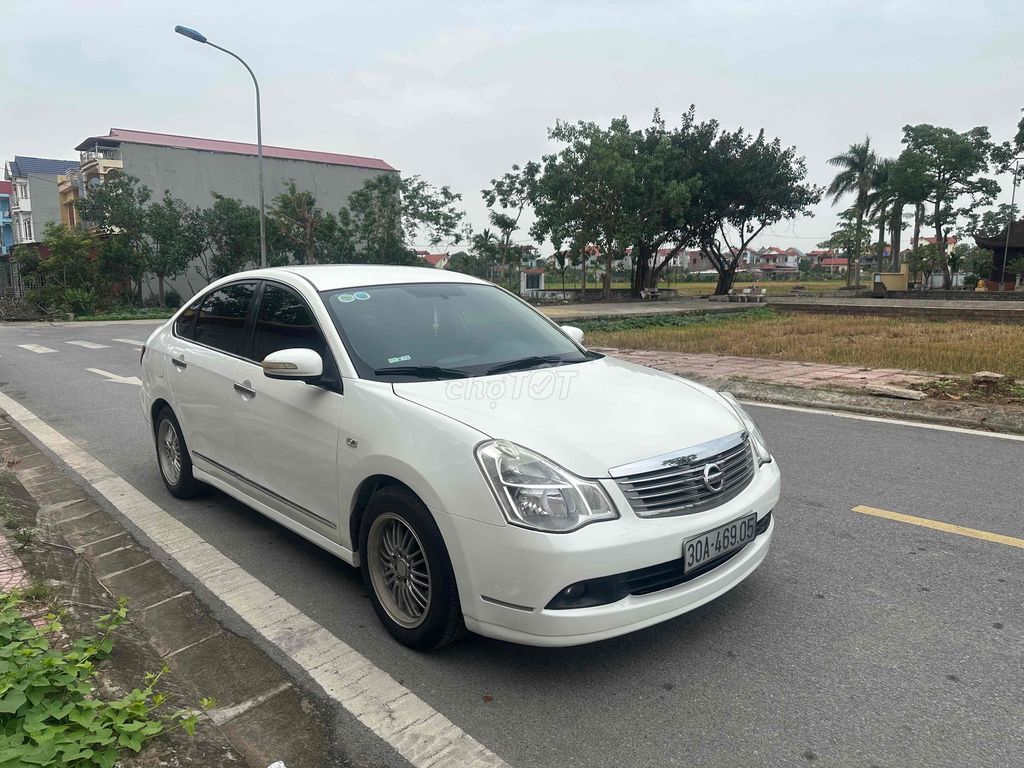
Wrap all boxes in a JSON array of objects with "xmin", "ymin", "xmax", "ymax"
[{"xmin": 683, "ymin": 514, "xmax": 757, "ymax": 573}]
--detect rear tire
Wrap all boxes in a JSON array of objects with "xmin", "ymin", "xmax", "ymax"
[
  {"xmin": 359, "ymin": 486, "xmax": 466, "ymax": 650},
  {"xmin": 154, "ymin": 406, "xmax": 199, "ymax": 499}
]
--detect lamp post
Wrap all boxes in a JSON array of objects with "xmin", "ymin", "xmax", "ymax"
[
  {"xmin": 999, "ymin": 157, "xmax": 1021, "ymax": 292},
  {"xmin": 174, "ymin": 25, "xmax": 266, "ymax": 269}
]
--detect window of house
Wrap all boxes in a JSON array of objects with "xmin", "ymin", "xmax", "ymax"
[
  {"xmin": 192, "ymin": 283, "xmax": 256, "ymax": 356},
  {"xmin": 526, "ymin": 273, "xmax": 541, "ymax": 290},
  {"xmin": 24, "ymin": 220, "xmax": 32, "ymax": 241}
]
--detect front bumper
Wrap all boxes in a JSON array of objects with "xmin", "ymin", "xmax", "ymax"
[{"xmin": 438, "ymin": 458, "xmax": 780, "ymax": 647}]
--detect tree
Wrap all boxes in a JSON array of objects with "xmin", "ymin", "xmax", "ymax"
[
  {"xmin": 270, "ymin": 181, "xmax": 340, "ymax": 265},
  {"xmin": 470, "ymin": 228, "xmax": 500, "ymax": 281},
  {"xmin": 75, "ymin": 171, "xmax": 152, "ymax": 302},
  {"xmin": 964, "ymin": 202, "xmax": 1020, "ymax": 238},
  {"xmin": 696, "ymin": 127, "xmax": 821, "ymax": 294},
  {"xmin": 146, "ymin": 192, "xmax": 197, "ymax": 306},
  {"xmin": 886, "ymin": 149, "xmax": 933, "ymax": 271},
  {"xmin": 345, "ymin": 174, "xmax": 410, "ymax": 264},
  {"xmin": 826, "ymin": 138, "xmax": 877, "ymax": 288},
  {"xmin": 14, "ymin": 223, "xmax": 98, "ymax": 291},
  {"xmin": 483, "ymin": 162, "xmax": 540, "ymax": 293},
  {"xmin": 198, "ymin": 194, "xmax": 261, "ymax": 281},
  {"xmin": 401, "ymin": 175, "xmax": 467, "ymax": 252},
  {"xmin": 818, "ymin": 208, "xmax": 873, "ymax": 277},
  {"xmin": 865, "ymin": 158, "xmax": 893, "ymax": 270},
  {"xmin": 900, "ymin": 124, "xmax": 999, "ymax": 288}
]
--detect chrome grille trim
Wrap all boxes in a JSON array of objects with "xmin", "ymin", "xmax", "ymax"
[{"xmin": 612, "ymin": 432, "xmax": 756, "ymax": 517}]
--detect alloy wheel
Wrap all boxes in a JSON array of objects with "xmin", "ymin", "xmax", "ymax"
[{"xmin": 367, "ymin": 512, "xmax": 432, "ymax": 628}]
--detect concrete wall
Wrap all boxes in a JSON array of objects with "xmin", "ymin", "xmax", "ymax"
[
  {"xmin": 121, "ymin": 143, "xmax": 394, "ymax": 299},
  {"xmin": 27, "ymin": 176, "xmax": 64, "ymax": 239}
]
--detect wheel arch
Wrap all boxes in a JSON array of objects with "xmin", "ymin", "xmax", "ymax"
[
  {"xmin": 150, "ymin": 398, "xmax": 172, "ymax": 436},
  {"xmin": 349, "ymin": 474, "xmax": 419, "ymax": 557}
]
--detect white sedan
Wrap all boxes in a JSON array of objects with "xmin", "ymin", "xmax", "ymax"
[{"xmin": 141, "ymin": 265, "xmax": 779, "ymax": 649}]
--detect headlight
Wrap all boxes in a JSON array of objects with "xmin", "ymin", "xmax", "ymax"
[
  {"xmin": 720, "ymin": 392, "xmax": 772, "ymax": 465},
  {"xmin": 475, "ymin": 441, "xmax": 618, "ymax": 532}
]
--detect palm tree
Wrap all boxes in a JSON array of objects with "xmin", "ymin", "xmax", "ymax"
[
  {"xmin": 827, "ymin": 138, "xmax": 877, "ymax": 288},
  {"xmin": 865, "ymin": 158, "xmax": 894, "ymax": 273}
]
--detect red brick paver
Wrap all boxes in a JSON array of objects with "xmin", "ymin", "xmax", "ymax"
[{"xmin": 604, "ymin": 349, "xmax": 934, "ymax": 391}]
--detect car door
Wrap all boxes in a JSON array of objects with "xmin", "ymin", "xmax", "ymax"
[
  {"xmin": 231, "ymin": 281, "xmax": 344, "ymax": 541},
  {"xmin": 165, "ymin": 281, "xmax": 256, "ymax": 471}
]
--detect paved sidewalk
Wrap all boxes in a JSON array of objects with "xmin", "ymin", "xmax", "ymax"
[{"xmin": 605, "ymin": 348, "xmax": 935, "ymax": 391}]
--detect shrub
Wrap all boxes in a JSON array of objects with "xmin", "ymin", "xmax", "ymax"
[
  {"xmin": 963, "ymin": 274, "xmax": 980, "ymax": 290},
  {"xmin": 164, "ymin": 288, "xmax": 183, "ymax": 309},
  {"xmin": 0, "ymin": 593, "xmax": 213, "ymax": 767},
  {"xmin": 64, "ymin": 287, "xmax": 97, "ymax": 316}
]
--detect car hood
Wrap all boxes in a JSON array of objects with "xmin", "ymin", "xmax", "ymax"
[{"xmin": 392, "ymin": 356, "xmax": 744, "ymax": 478}]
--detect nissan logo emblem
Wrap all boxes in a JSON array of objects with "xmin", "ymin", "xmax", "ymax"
[{"xmin": 702, "ymin": 463, "xmax": 725, "ymax": 492}]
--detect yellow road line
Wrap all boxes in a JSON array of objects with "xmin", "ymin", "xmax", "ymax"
[{"xmin": 852, "ymin": 505, "xmax": 1024, "ymax": 549}]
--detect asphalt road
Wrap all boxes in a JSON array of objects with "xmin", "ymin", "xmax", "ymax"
[{"xmin": 2, "ymin": 319, "xmax": 1022, "ymax": 768}]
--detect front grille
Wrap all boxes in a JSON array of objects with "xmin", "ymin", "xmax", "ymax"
[{"xmin": 612, "ymin": 432, "xmax": 756, "ymax": 517}]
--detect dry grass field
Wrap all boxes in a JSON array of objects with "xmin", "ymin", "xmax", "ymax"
[
  {"xmin": 546, "ymin": 280, "xmax": 846, "ymax": 296},
  {"xmin": 585, "ymin": 311, "xmax": 1024, "ymax": 378}
]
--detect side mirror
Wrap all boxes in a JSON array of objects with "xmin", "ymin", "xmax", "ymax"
[
  {"xmin": 261, "ymin": 348, "xmax": 324, "ymax": 382},
  {"xmin": 561, "ymin": 325, "xmax": 585, "ymax": 346}
]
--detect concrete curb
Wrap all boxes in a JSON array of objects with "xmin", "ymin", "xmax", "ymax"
[{"xmin": 0, "ymin": 416, "xmax": 329, "ymax": 768}]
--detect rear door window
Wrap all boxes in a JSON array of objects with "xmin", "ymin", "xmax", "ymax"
[{"xmin": 193, "ymin": 282, "xmax": 257, "ymax": 356}]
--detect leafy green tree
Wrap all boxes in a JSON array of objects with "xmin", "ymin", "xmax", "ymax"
[
  {"xmin": 345, "ymin": 174, "xmax": 411, "ymax": 264},
  {"xmin": 470, "ymin": 227, "xmax": 500, "ymax": 281},
  {"xmin": 75, "ymin": 171, "xmax": 152, "ymax": 303},
  {"xmin": 402, "ymin": 175, "xmax": 467, "ymax": 251},
  {"xmin": 146, "ymin": 192, "xmax": 196, "ymax": 306},
  {"xmin": 483, "ymin": 162, "xmax": 540, "ymax": 292},
  {"xmin": 826, "ymin": 138, "xmax": 877, "ymax": 288},
  {"xmin": 818, "ymin": 208, "xmax": 873, "ymax": 276},
  {"xmin": 885, "ymin": 149, "xmax": 933, "ymax": 271},
  {"xmin": 531, "ymin": 118, "xmax": 637, "ymax": 299},
  {"xmin": 270, "ymin": 181, "xmax": 342, "ymax": 265},
  {"xmin": 964, "ymin": 203, "xmax": 1019, "ymax": 238},
  {"xmin": 901, "ymin": 123, "xmax": 1000, "ymax": 288},
  {"xmin": 696, "ymin": 126, "xmax": 821, "ymax": 295},
  {"xmin": 446, "ymin": 250, "xmax": 490, "ymax": 279},
  {"xmin": 199, "ymin": 194, "xmax": 261, "ymax": 280}
]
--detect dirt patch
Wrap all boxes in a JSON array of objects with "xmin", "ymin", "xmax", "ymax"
[{"xmin": 911, "ymin": 376, "xmax": 1024, "ymax": 406}]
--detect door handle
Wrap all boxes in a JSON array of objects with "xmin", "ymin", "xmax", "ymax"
[
  {"xmin": 171, "ymin": 355, "xmax": 187, "ymax": 369},
  {"xmin": 233, "ymin": 381, "xmax": 256, "ymax": 398}
]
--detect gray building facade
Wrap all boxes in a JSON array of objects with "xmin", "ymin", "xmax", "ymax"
[
  {"xmin": 4, "ymin": 156, "xmax": 80, "ymax": 245},
  {"xmin": 74, "ymin": 128, "xmax": 397, "ymax": 298}
]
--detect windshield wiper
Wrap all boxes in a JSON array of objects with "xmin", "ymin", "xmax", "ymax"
[
  {"xmin": 374, "ymin": 365, "xmax": 470, "ymax": 380},
  {"xmin": 486, "ymin": 355, "xmax": 566, "ymax": 376}
]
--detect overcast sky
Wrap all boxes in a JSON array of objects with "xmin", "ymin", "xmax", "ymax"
[{"xmin": 4, "ymin": 0, "xmax": 1022, "ymax": 252}]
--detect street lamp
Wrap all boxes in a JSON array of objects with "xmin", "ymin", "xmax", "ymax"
[
  {"xmin": 999, "ymin": 157, "xmax": 1021, "ymax": 292},
  {"xmin": 174, "ymin": 25, "xmax": 267, "ymax": 269}
]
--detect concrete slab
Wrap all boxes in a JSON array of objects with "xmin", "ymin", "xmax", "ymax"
[{"xmin": 219, "ymin": 685, "xmax": 329, "ymax": 768}]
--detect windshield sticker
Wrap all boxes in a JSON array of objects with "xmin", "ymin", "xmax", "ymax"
[
  {"xmin": 387, "ymin": 354, "xmax": 412, "ymax": 364},
  {"xmin": 353, "ymin": 291, "xmax": 371, "ymax": 301},
  {"xmin": 337, "ymin": 293, "xmax": 356, "ymax": 303}
]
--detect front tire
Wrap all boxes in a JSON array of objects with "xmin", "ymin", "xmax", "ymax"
[
  {"xmin": 154, "ymin": 407, "xmax": 199, "ymax": 499},
  {"xmin": 360, "ymin": 486, "xmax": 465, "ymax": 650}
]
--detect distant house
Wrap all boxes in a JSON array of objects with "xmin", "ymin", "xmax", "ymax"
[
  {"xmin": 819, "ymin": 257, "xmax": 849, "ymax": 275},
  {"xmin": 520, "ymin": 267, "xmax": 546, "ymax": 294},
  {"xmin": 4, "ymin": 156, "xmax": 80, "ymax": 245},
  {"xmin": 419, "ymin": 253, "xmax": 450, "ymax": 269},
  {"xmin": 0, "ymin": 181, "xmax": 12, "ymax": 257}
]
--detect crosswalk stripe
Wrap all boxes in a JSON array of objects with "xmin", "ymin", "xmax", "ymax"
[
  {"xmin": 67, "ymin": 341, "xmax": 110, "ymax": 349},
  {"xmin": 112, "ymin": 338, "xmax": 148, "ymax": 346},
  {"xmin": 17, "ymin": 344, "xmax": 57, "ymax": 354}
]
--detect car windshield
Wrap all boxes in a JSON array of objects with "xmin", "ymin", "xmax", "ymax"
[{"xmin": 321, "ymin": 283, "xmax": 596, "ymax": 381}]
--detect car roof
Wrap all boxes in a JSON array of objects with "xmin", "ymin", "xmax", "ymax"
[{"xmin": 236, "ymin": 264, "xmax": 488, "ymax": 291}]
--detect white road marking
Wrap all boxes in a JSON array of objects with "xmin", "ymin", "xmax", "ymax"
[
  {"xmin": 0, "ymin": 390, "xmax": 510, "ymax": 768},
  {"xmin": 17, "ymin": 344, "xmax": 57, "ymax": 354},
  {"xmin": 742, "ymin": 400, "xmax": 1024, "ymax": 443},
  {"xmin": 67, "ymin": 341, "xmax": 110, "ymax": 349},
  {"xmin": 85, "ymin": 368, "xmax": 143, "ymax": 386},
  {"xmin": 112, "ymin": 338, "xmax": 148, "ymax": 346}
]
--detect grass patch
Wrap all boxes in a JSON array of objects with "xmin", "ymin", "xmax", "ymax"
[
  {"xmin": 585, "ymin": 310, "xmax": 1024, "ymax": 378},
  {"xmin": 578, "ymin": 308, "xmax": 772, "ymax": 334},
  {"xmin": 74, "ymin": 309, "xmax": 175, "ymax": 322}
]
